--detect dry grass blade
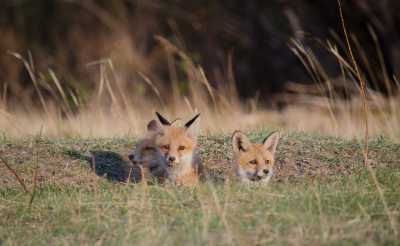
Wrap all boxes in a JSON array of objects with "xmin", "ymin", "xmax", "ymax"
[
  {"xmin": 126, "ymin": 166, "xmax": 133, "ymax": 185},
  {"xmin": 0, "ymin": 155, "xmax": 29, "ymax": 193},
  {"xmin": 28, "ymin": 135, "xmax": 41, "ymax": 207},
  {"xmin": 29, "ymin": 165, "xmax": 39, "ymax": 207},
  {"xmin": 49, "ymin": 69, "xmax": 68, "ymax": 102},
  {"xmin": 48, "ymin": 69, "xmax": 72, "ymax": 112},
  {"xmin": 137, "ymin": 71, "xmax": 164, "ymax": 105},
  {"xmin": 337, "ymin": 0, "xmax": 369, "ymax": 165},
  {"xmin": 155, "ymin": 36, "xmax": 218, "ymax": 109},
  {"xmin": 368, "ymin": 27, "xmax": 392, "ymax": 94},
  {"xmin": 183, "ymin": 96, "xmax": 195, "ymax": 114},
  {"xmin": 107, "ymin": 59, "xmax": 130, "ymax": 109},
  {"xmin": 290, "ymin": 39, "xmax": 339, "ymax": 132},
  {"xmin": 8, "ymin": 51, "xmax": 50, "ymax": 117},
  {"xmin": 103, "ymin": 64, "xmax": 118, "ymax": 106},
  {"xmin": 337, "ymin": 0, "xmax": 398, "ymax": 237},
  {"xmin": 199, "ymin": 67, "xmax": 217, "ymax": 111}
]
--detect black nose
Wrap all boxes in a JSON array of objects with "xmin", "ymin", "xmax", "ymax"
[
  {"xmin": 128, "ymin": 154, "xmax": 134, "ymax": 161},
  {"xmin": 168, "ymin": 156, "xmax": 176, "ymax": 162},
  {"xmin": 263, "ymin": 169, "xmax": 269, "ymax": 174}
]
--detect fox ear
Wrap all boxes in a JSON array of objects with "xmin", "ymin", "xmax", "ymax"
[
  {"xmin": 184, "ymin": 114, "xmax": 200, "ymax": 137},
  {"xmin": 232, "ymin": 131, "xmax": 251, "ymax": 153},
  {"xmin": 155, "ymin": 112, "xmax": 171, "ymax": 126},
  {"xmin": 147, "ymin": 119, "xmax": 162, "ymax": 132},
  {"xmin": 263, "ymin": 131, "xmax": 280, "ymax": 155},
  {"xmin": 184, "ymin": 113, "xmax": 200, "ymax": 129}
]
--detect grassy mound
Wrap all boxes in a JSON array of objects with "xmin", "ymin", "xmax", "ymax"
[{"xmin": 0, "ymin": 130, "xmax": 399, "ymax": 245}]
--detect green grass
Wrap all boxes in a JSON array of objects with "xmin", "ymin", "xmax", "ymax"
[{"xmin": 0, "ymin": 130, "xmax": 399, "ymax": 245}]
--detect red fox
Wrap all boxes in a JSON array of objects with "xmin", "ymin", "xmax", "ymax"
[
  {"xmin": 128, "ymin": 134, "xmax": 168, "ymax": 183},
  {"xmin": 145, "ymin": 112, "xmax": 202, "ymax": 185},
  {"xmin": 231, "ymin": 131, "xmax": 280, "ymax": 183}
]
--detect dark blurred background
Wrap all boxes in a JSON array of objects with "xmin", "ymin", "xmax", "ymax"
[{"xmin": 1, "ymin": 0, "xmax": 400, "ymax": 108}]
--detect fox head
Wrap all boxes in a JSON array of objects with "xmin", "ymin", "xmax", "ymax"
[
  {"xmin": 146, "ymin": 112, "xmax": 200, "ymax": 175},
  {"xmin": 128, "ymin": 137, "xmax": 168, "ymax": 182},
  {"xmin": 231, "ymin": 131, "xmax": 280, "ymax": 183}
]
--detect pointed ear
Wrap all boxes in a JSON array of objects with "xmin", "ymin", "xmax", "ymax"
[
  {"xmin": 263, "ymin": 131, "xmax": 280, "ymax": 155},
  {"xmin": 232, "ymin": 131, "xmax": 251, "ymax": 153},
  {"xmin": 147, "ymin": 119, "xmax": 162, "ymax": 132},
  {"xmin": 155, "ymin": 112, "xmax": 171, "ymax": 126},
  {"xmin": 184, "ymin": 113, "xmax": 200, "ymax": 129}
]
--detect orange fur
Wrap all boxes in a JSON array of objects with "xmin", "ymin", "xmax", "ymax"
[
  {"xmin": 232, "ymin": 131, "xmax": 280, "ymax": 183},
  {"xmin": 146, "ymin": 112, "xmax": 202, "ymax": 185}
]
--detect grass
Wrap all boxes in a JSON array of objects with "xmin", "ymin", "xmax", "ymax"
[
  {"xmin": 0, "ymin": 129, "xmax": 399, "ymax": 245},
  {"xmin": 2, "ymin": 30, "xmax": 400, "ymax": 141}
]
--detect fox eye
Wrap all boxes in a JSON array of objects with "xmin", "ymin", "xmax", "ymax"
[
  {"xmin": 161, "ymin": 145, "xmax": 170, "ymax": 150},
  {"xmin": 266, "ymin": 160, "xmax": 270, "ymax": 164},
  {"xmin": 249, "ymin": 160, "xmax": 257, "ymax": 165},
  {"xmin": 178, "ymin": 145, "xmax": 186, "ymax": 151}
]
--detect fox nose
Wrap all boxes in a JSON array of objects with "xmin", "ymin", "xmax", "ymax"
[
  {"xmin": 263, "ymin": 169, "xmax": 270, "ymax": 175},
  {"xmin": 168, "ymin": 156, "xmax": 176, "ymax": 162}
]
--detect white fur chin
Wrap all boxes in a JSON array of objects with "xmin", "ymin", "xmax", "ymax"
[
  {"xmin": 168, "ymin": 154, "xmax": 193, "ymax": 180},
  {"xmin": 236, "ymin": 167, "xmax": 274, "ymax": 184},
  {"xmin": 260, "ymin": 170, "xmax": 273, "ymax": 184},
  {"xmin": 236, "ymin": 168, "xmax": 249, "ymax": 182}
]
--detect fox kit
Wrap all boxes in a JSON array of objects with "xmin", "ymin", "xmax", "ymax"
[
  {"xmin": 231, "ymin": 131, "xmax": 280, "ymax": 183},
  {"xmin": 128, "ymin": 135, "xmax": 168, "ymax": 183},
  {"xmin": 146, "ymin": 112, "xmax": 202, "ymax": 185}
]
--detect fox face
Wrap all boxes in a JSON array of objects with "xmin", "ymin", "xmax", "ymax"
[
  {"xmin": 231, "ymin": 131, "xmax": 280, "ymax": 183},
  {"xmin": 146, "ymin": 112, "xmax": 201, "ymax": 184},
  {"xmin": 128, "ymin": 136, "xmax": 168, "ymax": 183}
]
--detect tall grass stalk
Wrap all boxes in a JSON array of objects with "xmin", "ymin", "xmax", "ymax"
[
  {"xmin": 9, "ymin": 52, "xmax": 50, "ymax": 118},
  {"xmin": 337, "ymin": 0, "xmax": 398, "ymax": 237},
  {"xmin": 337, "ymin": 0, "xmax": 369, "ymax": 166}
]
